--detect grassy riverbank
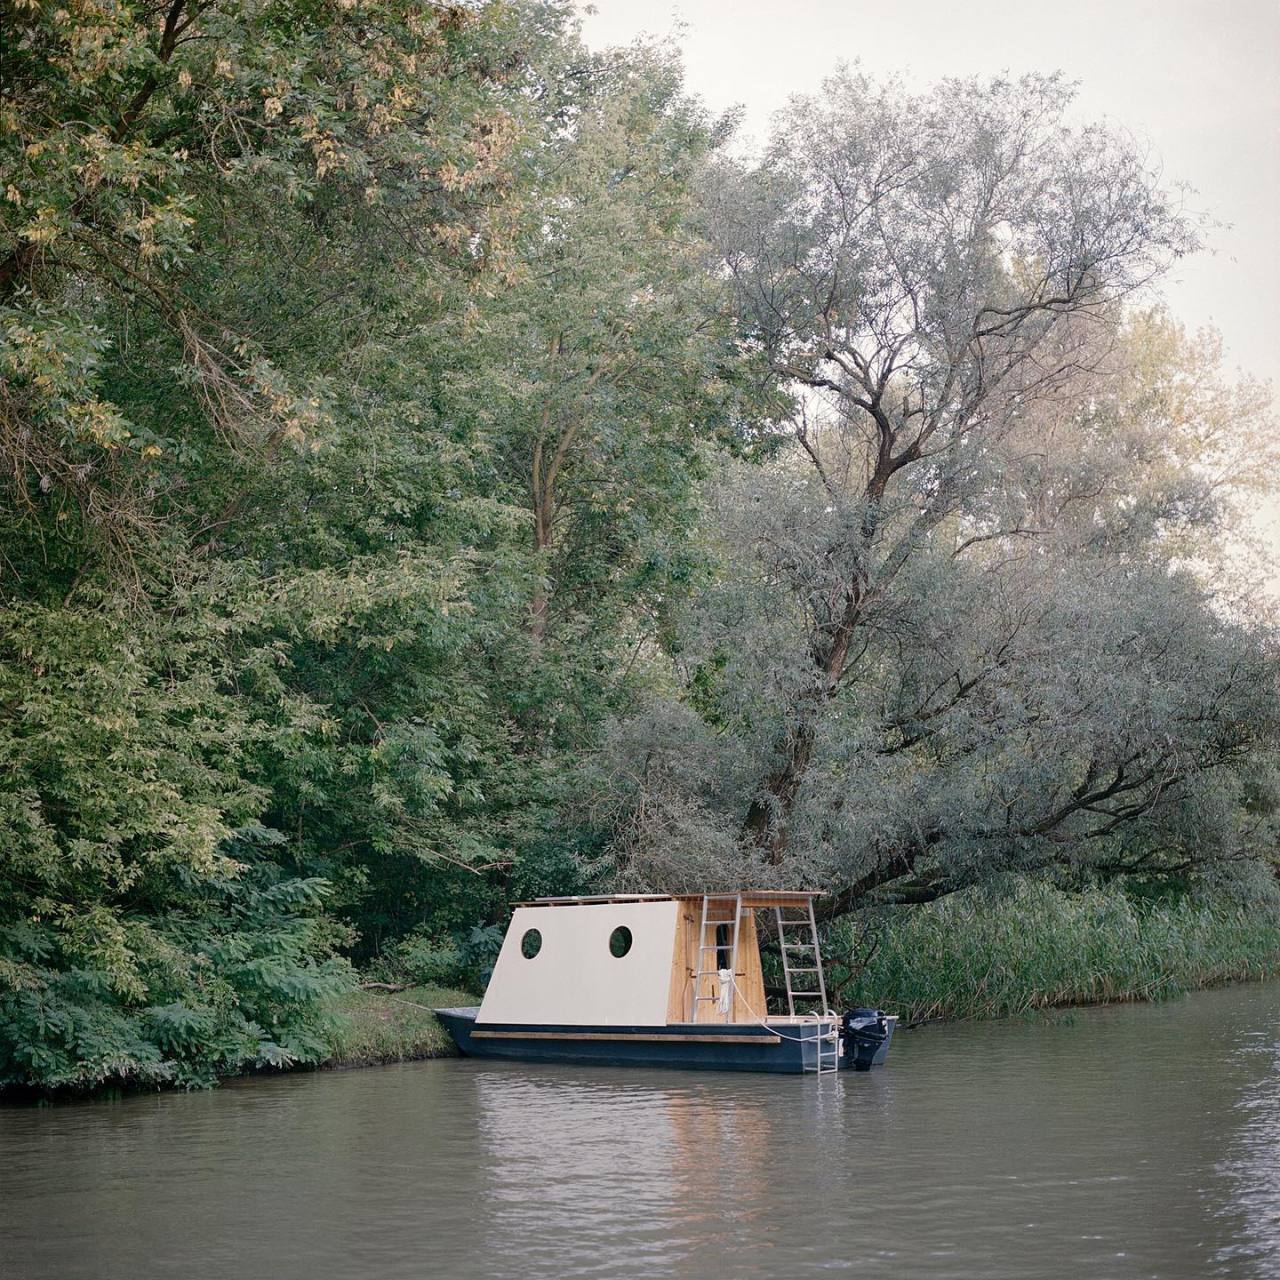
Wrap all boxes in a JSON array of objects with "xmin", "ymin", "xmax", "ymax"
[
  {"xmin": 836, "ymin": 883, "xmax": 1280, "ymax": 1025},
  {"xmin": 322, "ymin": 985, "xmax": 477, "ymax": 1068}
]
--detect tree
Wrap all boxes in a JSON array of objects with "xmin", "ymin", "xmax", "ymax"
[
  {"xmin": 1, "ymin": 0, "xmax": 531, "ymax": 576},
  {"xmin": 704, "ymin": 68, "xmax": 1202, "ymax": 864},
  {"xmin": 0, "ymin": 0, "xmax": 556, "ymax": 1088},
  {"xmin": 1, "ymin": 1, "xmax": 762, "ymax": 1091},
  {"xmin": 591, "ymin": 449, "xmax": 1279, "ymax": 909},
  {"xmin": 586, "ymin": 72, "xmax": 1278, "ymax": 912},
  {"xmin": 434, "ymin": 37, "xmax": 754, "ymax": 690}
]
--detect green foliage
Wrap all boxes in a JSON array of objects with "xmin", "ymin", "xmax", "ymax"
[
  {"xmin": 592, "ymin": 72, "xmax": 1280, "ymax": 904},
  {"xmin": 0, "ymin": 1, "xmax": 726, "ymax": 1090},
  {"xmin": 0, "ymin": 598, "xmax": 352, "ymax": 1090},
  {"xmin": 367, "ymin": 921, "xmax": 507, "ymax": 991},
  {"xmin": 0, "ymin": 863, "xmax": 353, "ymax": 1092},
  {"xmin": 1, "ymin": 0, "xmax": 537, "ymax": 565},
  {"xmin": 380, "ymin": 934, "xmax": 467, "ymax": 989},
  {"xmin": 1, "ymin": 5, "xmax": 1277, "ymax": 1094},
  {"xmin": 829, "ymin": 881, "xmax": 1280, "ymax": 1024}
]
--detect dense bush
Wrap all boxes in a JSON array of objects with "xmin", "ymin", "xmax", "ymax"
[
  {"xmin": 1, "ymin": 870, "xmax": 351, "ymax": 1092},
  {"xmin": 0, "ymin": 601, "xmax": 351, "ymax": 1090}
]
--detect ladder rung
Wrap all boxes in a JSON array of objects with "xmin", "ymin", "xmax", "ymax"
[
  {"xmin": 789, "ymin": 992, "xmax": 823, "ymax": 998},
  {"xmin": 788, "ymin": 967, "xmax": 819, "ymax": 973}
]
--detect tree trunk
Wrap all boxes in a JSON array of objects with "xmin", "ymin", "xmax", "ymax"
[
  {"xmin": 743, "ymin": 719, "xmax": 816, "ymax": 863},
  {"xmin": 530, "ymin": 437, "xmax": 552, "ymax": 643},
  {"xmin": 740, "ymin": 451, "xmax": 932, "ymax": 861},
  {"xmin": 743, "ymin": 568, "xmax": 867, "ymax": 859}
]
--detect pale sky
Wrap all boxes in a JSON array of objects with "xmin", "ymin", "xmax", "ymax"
[{"xmin": 579, "ymin": 0, "xmax": 1280, "ymax": 597}]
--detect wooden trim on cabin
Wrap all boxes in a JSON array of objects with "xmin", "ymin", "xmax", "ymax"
[
  {"xmin": 470, "ymin": 1030, "xmax": 782, "ymax": 1045},
  {"xmin": 515, "ymin": 890, "xmax": 823, "ymax": 909},
  {"xmin": 676, "ymin": 892, "xmax": 822, "ymax": 910},
  {"xmin": 667, "ymin": 905, "xmax": 697, "ymax": 1022},
  {"xmin": 664, "ymin": 906, "xmax": 769, "ymax": 1024},
  {"xmin": 514, "ymin": 894, "xmax": 675, "ymax": 907},
  {"xmin": 735, "ymin": 912, "xmax": 767, "ymax": 1019}
]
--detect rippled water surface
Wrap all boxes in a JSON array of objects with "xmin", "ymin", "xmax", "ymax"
[{"xmin": 3, "ymin": 981, "xmax": 1278, "ymax": 1279}]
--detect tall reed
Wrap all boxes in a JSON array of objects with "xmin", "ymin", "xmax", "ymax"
[{"xmin": 832, "ymin": 882, "xmax": 1280, "ymax": 1024}]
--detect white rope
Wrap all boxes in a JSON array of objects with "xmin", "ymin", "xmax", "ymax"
[
  {"xmin": 389, "ymin": 995, "xmax": 447, "ymax": 1014},
  {"xmin": 727, "ymin": 973, "xmax": 838, "ymax": 1045}
]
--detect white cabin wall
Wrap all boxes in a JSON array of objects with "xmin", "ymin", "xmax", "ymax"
[{"xmin": 477, "ymin": 901, "xmax": 680, "ymax": 1026}]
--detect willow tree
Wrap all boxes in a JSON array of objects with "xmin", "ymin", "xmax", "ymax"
[
  {"xmin": 705, "ymin": 69, "xmax": 1202, "ymax": 865},
  {"xmin": 588, "ymin": 71, "xmax": 1278, "ymax": 911},
  {"xmin": 591, "ymin": 354, "xmax": 1280, "ymax": 909}
]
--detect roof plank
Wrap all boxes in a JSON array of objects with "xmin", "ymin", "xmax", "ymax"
[{"xmin": 516, "ymin": 890, "xmax": 822, "ymax": 909}]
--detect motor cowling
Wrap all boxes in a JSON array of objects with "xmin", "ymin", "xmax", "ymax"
[{"xmin": 841, "ymin": 1007, "xmax": 890, "ymax": 1071}]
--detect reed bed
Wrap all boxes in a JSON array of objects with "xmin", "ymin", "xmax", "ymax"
[{"xmin": 836, "ymin": 883, "xmax": 1280, "ymax": 1025}]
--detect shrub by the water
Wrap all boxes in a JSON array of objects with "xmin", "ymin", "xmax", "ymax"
[
  {"xmin": 0, "ymin": 870, "xmax": 353, "ymax": 1093},
  {"xmin": 0, "ymin": 604, "xmax": 353, "ymax": 1093},
  {"xmin": 366, "ymin": 924, "xmax": 507, "ymax": 994},
  {"xmin": 831, "ymin": 882, "xmax": 1280, "ymax": 1024}
]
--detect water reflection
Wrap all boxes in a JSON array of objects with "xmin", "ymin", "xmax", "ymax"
[
  {"xmin": 0, "ymin": 981, "xmax": 1276, "ymax": 1280},
  {"xmin": 469, "ymin": 1068, "xmax": 825, "ymax": 1275},
  {"xmin": 1217, "ymin": 1027, "xmax": 1280, "ymax": 1274}
]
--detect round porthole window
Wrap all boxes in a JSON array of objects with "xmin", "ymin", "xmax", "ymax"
[
  {"xmin": 520, "ymin": 928, "xmax": 542, "ymax": 959},
  {"xmin": 609, "ymin": 925, "xmax": 633, "ymax": 958}
]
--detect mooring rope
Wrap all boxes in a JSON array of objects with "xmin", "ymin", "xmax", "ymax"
[{"xmin": 726, "ymin": 973, "xmax": 839, "ymax": 1045}]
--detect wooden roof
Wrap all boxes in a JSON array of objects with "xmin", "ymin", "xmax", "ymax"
[{"xmin": 516, "ymin": 890, "xmax": 822, "ymax": 910}]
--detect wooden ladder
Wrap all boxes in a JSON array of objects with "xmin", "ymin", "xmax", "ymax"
[
  {"xmin": 774, "ymin": 898, "xmax": 839, "ymax": 1073},
  {"xmin": 691, "ymin": 893, "xmax": 743, "ymax": 1022}
]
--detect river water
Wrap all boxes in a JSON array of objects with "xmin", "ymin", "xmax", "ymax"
[{"xmin": 2, "ymin": 981, "xmax": 1277, "ymax": 1280}]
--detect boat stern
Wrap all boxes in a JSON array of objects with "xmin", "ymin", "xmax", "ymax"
[{"xmin": 841, "ymin": 1008, "xmax": 898, "ymax": 1070}]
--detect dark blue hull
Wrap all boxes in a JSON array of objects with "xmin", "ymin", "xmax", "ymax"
[{"xmin": 434, "ymin": 1008, "xmax": 846, "ymax": 1074}]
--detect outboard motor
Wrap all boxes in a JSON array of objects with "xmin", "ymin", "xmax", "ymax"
[{"xmin": 841, "ymin": 1007, "xmax": 893, "ymax": 1071}]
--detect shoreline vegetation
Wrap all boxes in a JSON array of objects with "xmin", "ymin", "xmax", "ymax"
[
  {"xmin": 836, "ymin": 883, "xmax": 1280, "ymax": 1026},
  {"xmin": 4, "ymin": 2, "xmax": 1278, "ymax": 1101},
  {"xmin": 322, "ymin": 985, "xmax": 476, "ymax": 1070},
  {"xmin": 325, "ymin": 978, "xmax": 1280, "ymax": 1074},
  {"xmin": 5, "ymin": 886, "xmax": 1277, "ymax": 1097},
  {"xmin": 320, "ymin": 883, "xmax": 1280, "ymax": 1073}
]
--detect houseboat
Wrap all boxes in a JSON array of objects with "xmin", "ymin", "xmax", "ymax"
[{"xmin": 435, "ymin": 891, "xmax": 896, "ymax": 1074}]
